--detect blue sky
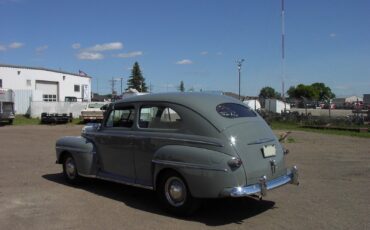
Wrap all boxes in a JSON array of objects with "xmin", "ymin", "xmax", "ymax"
[{"xmin": 0, "ymin": 0, "xmax": 369, "ymax": 97}]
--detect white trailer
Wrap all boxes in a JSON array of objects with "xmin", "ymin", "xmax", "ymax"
[
  {"xmin": 0, "ymin": 89, "xmax": 15, "ymax": 124},
  {"xmin": 264, "ymin": 99, "xmax": 290, "ymax": 114},
  {"xmin": 243, "ymin": 99, "xmax": 261, "ymax": 111}
]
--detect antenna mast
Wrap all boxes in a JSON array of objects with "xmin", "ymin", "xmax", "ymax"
[{"xmin": 281, "ymin": 0, "xmax": 286, "ymax": 99}]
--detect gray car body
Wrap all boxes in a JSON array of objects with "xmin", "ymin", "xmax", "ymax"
[{"xmin": 56, "ymin": 93, "xmax": 289, "ymax": 198}]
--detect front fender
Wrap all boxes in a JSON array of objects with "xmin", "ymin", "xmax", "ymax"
[
  {"xmin": 152, "ymin": 145, "xmax": 246, "ymax": 198},
  {"xmin": 55, "ymin": 136, "xmax": 97, "ymax": 176}
]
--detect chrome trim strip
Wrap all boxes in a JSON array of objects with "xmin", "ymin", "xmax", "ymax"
[
  {"xmin": 164, "ymin": 137, "xmax": 224, "ymax": 147},
  {"xmin": 90, "ymin": 132, "xmax": 223, "ymax": 147},
  {"xmin": 78, "ymin": 173, "xmax": 97, "ymax": 178},
  {"xmin": 96, "ymin": 175, "xmax": 154, "ymax": 190},
  {"xmin": 248, "ymin": 138, "xmax": 275, "ymax": 145},
  {"xmin": 152, "ymin": 159, "xmax": 228, "ymax": 172},
  {"xmin": 133, "ymin": 135, "xmax": 224, "ymax": 147},
  {"xmin": 78, "ymin": 172, "xmax": 154, "ymax": 190},
  {"xmin": 223, "ymin": 165, "xmax": 299, "ymax": 197}
]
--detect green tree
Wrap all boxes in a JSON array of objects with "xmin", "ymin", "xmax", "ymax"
[
  {"xmin": 126, "ymin": 62, "xmax": 148, "ymax": 92},
  {"xmin": 178, "ymin": 81, "xmax": 185, "ymax": 92},
  {"xmin": 287, "ymin": 84, "xmax": 315, "ymax": 100},
  {"xmin": 287, "ymin": 83, "xmax": 335, "ymax": 101},
  {"xmin": 259, "ymin": 86, "xmax": 281, "ymax": 99},
  {"xmin": 311, "ymin": 82, "xmax": 335, "ymax": 100}
]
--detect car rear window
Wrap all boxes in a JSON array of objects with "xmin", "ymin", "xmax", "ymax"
[{"xmin": 216, "ymin": 103, "xmax": 256, "ymax": 118}]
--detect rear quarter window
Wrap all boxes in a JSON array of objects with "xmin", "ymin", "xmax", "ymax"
[{"xmin": 216, "ymin": 103, "xmax": 256, "ymax": 118}]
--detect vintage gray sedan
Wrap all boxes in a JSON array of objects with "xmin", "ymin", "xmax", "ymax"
[{"xmin": 55, "ymin": 93, "xmax": 298, "ymax": 214}]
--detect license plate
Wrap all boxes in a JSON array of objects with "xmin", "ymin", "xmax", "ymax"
[{"xmin": 262, "ymin": 145, "xmax": 276, "ymax": 158}]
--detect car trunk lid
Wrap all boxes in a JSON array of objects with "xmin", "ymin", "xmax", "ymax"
[{"xmin": 222, "ymin": 120, "xmax": 286, "ymax": 185}]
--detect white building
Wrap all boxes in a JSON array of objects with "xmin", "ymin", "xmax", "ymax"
[{"xmin": 0, "ymin": 64, "xmax": 91, "ymax": 114}]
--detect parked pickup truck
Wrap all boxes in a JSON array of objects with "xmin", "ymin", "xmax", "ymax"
[{"xmin": 80, "ymin": 102, "xmax": 107, "ymax": 123}]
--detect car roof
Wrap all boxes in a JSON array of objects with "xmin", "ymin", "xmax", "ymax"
[{"xmin": 114, "ymin": 92, "xmax": 255, "ymax": 131}]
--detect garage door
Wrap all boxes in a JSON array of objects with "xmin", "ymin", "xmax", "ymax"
[{"xmin": 35, "ymin": 81, "xmax": 58, "ymax": 102}]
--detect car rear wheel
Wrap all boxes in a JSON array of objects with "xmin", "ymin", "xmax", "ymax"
[
  {"xmin": 157, "ymin": 171, "xmax": 200, "ymax": 216},
  {"xmin": 63, "ymin": 154, "xmax": 81, "ymax": 184}
]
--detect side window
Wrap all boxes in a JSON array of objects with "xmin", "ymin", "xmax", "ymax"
[
  {"xmin": 105, "ymin": 106, "xmax": 135, "ymax": 128},
  {"xmin": 0, "ymin": 79, "xmax": 2, "ymax": 88},
  {"xmin": 139, "ymin": 105, "xmax": 182, "ymax": 129}
]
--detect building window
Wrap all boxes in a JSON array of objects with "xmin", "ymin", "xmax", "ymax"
[
  {"xmin": 27, "ymin": 80, "xmax": 31, "ymax": 86},
  {"xmin": 74, "ymin": 85, "xmax": 80, "ymax": 92},
  {"xmin": 0, "ymin": 79, "xmax": 2, "ymax": 88},
  {"xmin": 43, "ymin": 94, "xmax": 57, "ymax": 102}
]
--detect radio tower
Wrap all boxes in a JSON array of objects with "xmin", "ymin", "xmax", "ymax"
[{"xmin": 281, "ymin": 0, "xmax": 286, "ymax": 100}]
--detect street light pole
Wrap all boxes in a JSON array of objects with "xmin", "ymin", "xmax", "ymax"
[
  {"xmin": 236, "ymin": 59, "xmax": 245, "ymax": 100},
  {"xmin": 120, "ymin": 77, "xmax": 123, "ymax": 96}
]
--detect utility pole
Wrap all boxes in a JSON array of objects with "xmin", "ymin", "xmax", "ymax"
[
  {"xmin": 96, "ymin": 79, "xmax": 99, "ymax": 94},
  {"xmin": 120, "ymin": 77, "xmax": 123, "ymax": 95},
  {"xmin": 236, "ymin": 59, "xmax": 245, "ymax": 101},
  {"xmin": 281, "ymin": 0, "xmax": 287, "ymax": 111},
  {"xmin": 108, "ymin": 77, "xmax": 116, "ymax": 99}
]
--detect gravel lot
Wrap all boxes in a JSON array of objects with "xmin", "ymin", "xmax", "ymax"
[{"xmin": 0, "ymin": 125, "xmax": 369, "ymax": 230}]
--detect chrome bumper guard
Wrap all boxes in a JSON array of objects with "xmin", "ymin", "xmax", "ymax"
[{"xmin": 226, "ymin": 166, "xmax": 299, "ymax": 198}]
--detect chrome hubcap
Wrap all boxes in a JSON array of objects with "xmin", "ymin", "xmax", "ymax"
[
  {"xmin": 165, "ymin": 176, "xmax": 186, "ymax": 207},
  {"xmin": 65, "ymin": 157, "xmax": 76, "ymax": 179}
]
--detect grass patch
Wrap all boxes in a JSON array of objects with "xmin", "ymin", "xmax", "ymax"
[
  {"xmin": 12, "ymin": 115, "xmax": 40, "ymax": 125},
  {"xmin": 9, "ymin": 115, "xmax": 85, "ymax": 126},
  {"xmin": 71, "ymin": 118, "xmax": 85, "ymax": 125},
  {"xmin": 270, "ymin": 121, "xmax": 370, "ymax": 138},
  {"xmin": 287, "ymin": 137, "xmax": 296, "ymax": 143}
]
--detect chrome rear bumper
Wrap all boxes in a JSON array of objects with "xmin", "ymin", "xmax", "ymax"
[{"xmin": 223, "ymin": 166, "xmax": 299, "ymax": 197}]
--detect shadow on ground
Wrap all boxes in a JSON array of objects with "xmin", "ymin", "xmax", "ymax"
[{"xmin": 43, "ymin": 173, "xmax": 275, "ymax": 226}]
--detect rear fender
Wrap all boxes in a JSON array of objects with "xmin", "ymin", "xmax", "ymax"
[{"xmin": 152, "ymin": 145, "xmax": 246, "ymax": 198}]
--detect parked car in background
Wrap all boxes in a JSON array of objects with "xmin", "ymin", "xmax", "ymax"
[
  {"xmin": 80, "ymin": 102, "xmax": 108, "ymax": 123},
  {"xmin": 55, "ymin": 93, "xmax": 299, "ymax": 215}
]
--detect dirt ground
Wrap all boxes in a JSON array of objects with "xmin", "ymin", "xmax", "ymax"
[{"xmin": 0, "ymin": 125, "xmax": 369, "ymax": 230}]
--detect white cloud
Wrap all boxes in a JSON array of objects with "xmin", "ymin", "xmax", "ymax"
[
  {"xmin": 0, "ymin": 0, "xmax": 21, "ymax": 4},
  {"xmin": 0, "ymin": 45, "xmax": 6, "ymax": 51},
  {"xmin": 35, "ymin": 45, "xmax": 48, "ymax": 53},
  {"xmin": 77, "ymin": 52, "xmax": 104, "ymax": 60},
  {"xmin": 176, "ymin": 59, "xmax": 193, "ymax": 65},
  {"xmin": 115, "ymin": 51, "xmax": 143, "ymax": 58},
  {"xmin": 9, "ymin": 42, "xmax": 23, "ymax": 49},
  {"xmin": 200, "ymin": 51, "xmax": 208, "ymax": 55},
  {"xmin": 87, "ymin": 42, "xmax": 123, "ymax": 52},
  {"xmin": 329, "ymin": 33, "xmax": 336, "ymax": 38},
  {"xmin": 216, "ymin": 51, "xmax": 223, "ymax": 55},
  {"xmin": 72, "ymin": 43, "xmax": 81, "ymax": 49}
]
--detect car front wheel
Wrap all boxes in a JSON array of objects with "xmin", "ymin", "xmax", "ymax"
[
  {"xmin": 157, "ymin": 171, "xmax": 200, "ymax": 215},
  {"xmin": 63, "ymin": 154, "xmax": 81, "ymax": 184}
]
